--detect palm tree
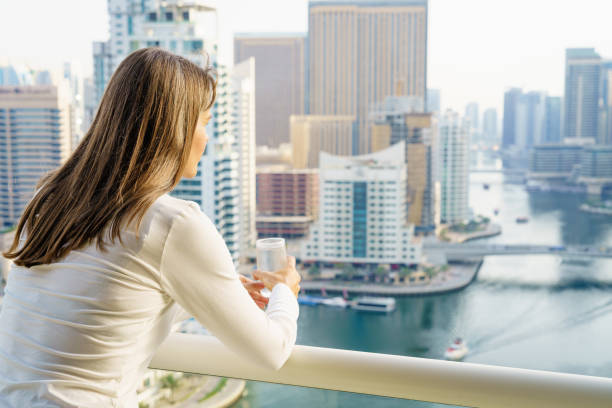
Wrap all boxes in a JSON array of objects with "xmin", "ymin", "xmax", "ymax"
[
  {"xmin": 341, "ymin": 264, "xmax": 355, "ymax": 281},
  {"xmin": 399, "ymin": 267, "xmax": 410, "ymax": 283},
  {"xmin": 160, "ymin": 373, "xmax": 180, "ymax": 402},
  {"xmin": 423, "ymin": 266, "xmax": 436, "ymax": 280}
]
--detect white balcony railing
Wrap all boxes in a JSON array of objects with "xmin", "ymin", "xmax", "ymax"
[{"xmin": 150, "ymin": 333, "xmax": 612, "ymax": 408}]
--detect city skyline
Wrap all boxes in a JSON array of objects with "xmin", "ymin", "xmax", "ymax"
[{"xmin": 2, "ymin": 0, "xmax": 612, "ymax": 115}]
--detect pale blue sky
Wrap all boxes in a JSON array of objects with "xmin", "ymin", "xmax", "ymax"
[{"xmin": 1, "ymin": 0, "xmax": 612, "ymax": 114}]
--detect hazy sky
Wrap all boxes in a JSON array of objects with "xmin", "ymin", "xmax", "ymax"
[{"xmin": 1, "ymin": 0, "xmax": 612, "ymax": 115}]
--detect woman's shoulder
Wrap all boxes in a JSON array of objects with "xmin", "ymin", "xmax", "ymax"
[{"xmin": 151, "ymin": 194, "xmax": 212, "ymax": 231}]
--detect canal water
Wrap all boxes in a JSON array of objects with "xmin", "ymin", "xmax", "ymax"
[{"xmin": 232, "ymin": 170, "xmax": 612, "ymax": 407}]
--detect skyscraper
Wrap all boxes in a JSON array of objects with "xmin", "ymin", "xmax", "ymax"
[
  {"xmin": 290, "ymin": 115, "xmax": 356, "ymax": 169},
  {"xmin": 564, "ymin": 48, "xmax": 601, "ymax": 141},
  {"xmin": 426, "ymin": 88, "xmax": 441, "ymax": 113},
  {"xmin": 0, "ymin": 85, "xmax": 73, "ymax": 228},
  {"xmin": 525, "ymin": 91, "xmax": 546, "ymax": 147},
  {"xmin": 92, "ymin": 41, "xmax": 113, "ymax": 106},
  {"xmin": 370, "ymin": 96, "xmax": 436, "ymax": 231},
  {"xmin": 544, "ymin": 96, "xmax": 562, "ymax": 144},
  {"xmin": 94, "ymin": 0, "xmax": 217, "ymax": 106},
  {"xmin": 598, "ymin": 61, "xmax": 612, "ymax": 145},
  {"xmin": 482, "ymin": 108, "xmax": 498, "ymax": 144},
  {"xmin": 464, "ymin": 102, "xmax": 479, "ymax": 132},
  {"xmin": 502, "ymin": 88, "xmax": 522, "ymax": 148},
  {"xmin": 234, "ymin": 33, "xmax": 305, "ymax": 147},
  {"xmin": 438, "ymin": 110, "xmax": 469, "ymax": 225},
  {"xmin": 232, "ymin": 58, "xmax": 257, "ymax": 262},
  {"xmin": 308, "ymin": 0, "xmax": 428, "ymax": 154}
]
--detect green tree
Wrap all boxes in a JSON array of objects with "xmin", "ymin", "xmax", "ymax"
[
  {"xmin": 341, "ymin": 264, "xmax": 355, "ymax": 281},
  {"xmin": 309, "ymin": 265, "xmax": 320, "ymax": 277},
  {"xmin": 375, "ymin": 265, "xmax": 387, "ymax": 281},
  {"xmin": 423, "ymin": 266, "xmax": 436, "ymax": 280}
]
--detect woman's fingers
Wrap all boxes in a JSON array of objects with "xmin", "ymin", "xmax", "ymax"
[
  {"xmin": 287, "ymin": 256, "xmax": 296, "ymax": 268},
  {"xmin": 244, "ymin": 281, "xmax": 265, "ymax": 290}
]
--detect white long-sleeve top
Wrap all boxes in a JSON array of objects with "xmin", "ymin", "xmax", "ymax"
[{"xmin": 0, "ymin": 194, "xmax": 299, "ymax": 407}]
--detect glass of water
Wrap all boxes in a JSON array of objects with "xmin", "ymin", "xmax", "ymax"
[{"xmin": 255, "ymin": 238, "xmax": 287, "ymax": 297}]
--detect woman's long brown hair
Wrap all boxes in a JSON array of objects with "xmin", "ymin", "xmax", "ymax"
[{"xmin": 3, "ymin": 47, "xmax": 216, "ymax": 267}]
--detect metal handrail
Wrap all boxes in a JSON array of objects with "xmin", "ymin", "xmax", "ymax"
[{"xmin": 150, "ymin": 333, "xmax": 612, "ymax": 408}]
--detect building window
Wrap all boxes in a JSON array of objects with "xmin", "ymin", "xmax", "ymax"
[
  {"xmin": 148, "ymin": 12, "xmax": 157, "ymax": 22},
  {"xmin": 165, "ymin": 12, "xmax": 174, "ymax": 21},
  {"xmin": 183, "ymin": 11, "xmax": 190, "ymax": 21}
]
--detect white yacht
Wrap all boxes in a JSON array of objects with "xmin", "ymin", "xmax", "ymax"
[
  {"xmin": 351, "ymin": 296, "xmax": 396, "ymax": 312},
  {"xmin": 321, "ymin": 296, "xmax": 349, "ymax": 308}
]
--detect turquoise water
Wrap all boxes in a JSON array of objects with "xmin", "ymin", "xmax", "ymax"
[{"xmin": 232, "ymin": 171, "xmax": 612, "ymax": 407}]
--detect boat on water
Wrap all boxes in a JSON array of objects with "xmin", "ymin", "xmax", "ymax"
[
  {"xmin": 298, "ymin": 295, "xmax": 325, "ymax": 306},
  {"xmin": 515, "ymin": 216, "xmax": 529, "ymax": 223},
  {"xmin": 321, "ymin": 296, "xmax": 349, "ymax": 308},
  {"xmin": 444, "ymin": 338, "xmax": 469, "ymax": 361},
  {"xmin": 351, "ymin": 296, "xmax": 396, "ymax": 312}
]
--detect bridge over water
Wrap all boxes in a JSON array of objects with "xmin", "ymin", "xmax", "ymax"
[{"xmin": 424, "ymin": 243, "xmax": 612, "ymax": 261}]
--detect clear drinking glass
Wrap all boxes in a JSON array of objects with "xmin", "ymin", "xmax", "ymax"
[{"xmin": 255, "ymin": 238, "xmax": 287, "ymax": 297}]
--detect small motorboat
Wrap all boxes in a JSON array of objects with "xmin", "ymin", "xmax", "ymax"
[
  {"xmin": 444, "ymin": 338, "xmax": 469, "ymax": 361},
  {"xmin": 321, "ymin": 296, "xmax": 349, "ymax": 308},
  {"xmin": 515, "ymin": 216, "xmax": 529, "ymax": 223},
  {"xmin": 298, "ymin": 295, "xmax": 324, "ymax": 306}
]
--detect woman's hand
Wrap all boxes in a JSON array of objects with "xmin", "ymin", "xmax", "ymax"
[
  {"xmin": 252, "ymin": 256, "xmax": 301, "ymax": 298},
  {"xmin": 239, "ymin": 275, "xmax": 269, "ymax": 310}
]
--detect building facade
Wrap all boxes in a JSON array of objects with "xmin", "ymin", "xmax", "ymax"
[
  {"xmin": 94, "ymin": 0, "xmax": 217, "ymax": 106},
  {"xmin": 482, "ymin": 108, "xmax": 498, "ymax": 144},
  {"xmin": 256, "ymin": 168, "xmax": 319, "ymax": 240},
  {"xmin": 370, "ymin": 96, "xmax": 436, "ymax": 232},
  {"xmin": 528, "ymin": 144, "xmax": 584, "ymax": 177},
  {"xmin": 544, "ymin": 96, "xmax": 562, "ymax": 144},
  {"xmin": 438, "ymin": 110, "xmax": 469, "ymax": 224},
  {"xmin": 564, "ymin": 48, "xmax": 601, "ymax": 141},
  {"xmin": 580, "ymin": 145, "xmax": 612, "ymax": 179},
  {"xmin": 502, "ymin": 88, "xmax": 522, "ymax": 148},
  {"xmin": 300, "ymin": 142, "xmax": 422, "ymax": 266},
  {"xmin": 0, "ymin": 85, "xmax": 73, "ymax": 228},
  {"xmin": 598, "ymin": 61, "xmax": 612, "ymax": 145},
  {"xmin": 234, "ymin": 33, "xmax": 305, "ymax": 147},
  {"xmin": 232, "ymin": 58, "xmax": 257, "ymax": 260},
  {"xmin": 308, "ymin": 0, "xmax": 428, "ymax": 154},
  {"xmin": 426, "ymin": 88, "xmax": 440, "ymax": 113},
  {"xmin": 290, "ymin": 115, "xmax": 355, "ymax": 169}
]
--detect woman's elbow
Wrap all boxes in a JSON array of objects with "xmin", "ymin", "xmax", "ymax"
[{"xmin": 258, "ymin": 344, "xmax": 294, "ymax": 371}]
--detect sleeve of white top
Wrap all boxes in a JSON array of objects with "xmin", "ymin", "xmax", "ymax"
[{"xmin": 159, "ymin": 201, "xmax": 299, "ymax": 370}]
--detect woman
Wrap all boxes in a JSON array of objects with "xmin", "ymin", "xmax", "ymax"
[{"xmin": 0, "ymin": 47, "xmax": 301, "ymax": 407}]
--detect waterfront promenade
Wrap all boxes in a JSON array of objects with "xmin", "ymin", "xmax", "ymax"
[{"xmin": 300, "ymin": 261, "xmax": 481, "ymax": 296}]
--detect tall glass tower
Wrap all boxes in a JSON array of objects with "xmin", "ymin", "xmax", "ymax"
[{"xmin": 0, "ymin": 85, "xmax": 72, "ymax": 228}]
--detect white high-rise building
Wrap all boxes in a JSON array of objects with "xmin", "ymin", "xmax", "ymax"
[
  {"xmin": 232, "ymin": 58, "xmax": 256, "ymax": 260},
  {"xmin": 92, "ymin": 1, "xmax": 258, "ymax": 264},
  {"xmin": 94, "ymin": 0, "xmax": 217, "ymax": 106},
  {"xmin": 0, "ymin": 85, "xmax": 73, "ymax": 229},
  {"xmin": 301, "ymin": 142, "xmax": 422, "ymax": 266},
  {"xmin": 438, "ymin": 110, "xmax": 469, "ymax": 225}
]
